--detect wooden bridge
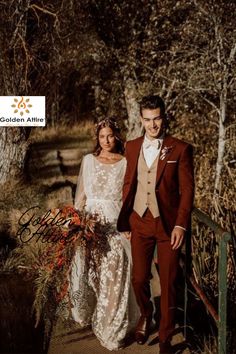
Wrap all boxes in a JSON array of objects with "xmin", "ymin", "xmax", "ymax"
[{"xmin": 48, "ymin": 262, "xmax": 190, "ymax": 354}]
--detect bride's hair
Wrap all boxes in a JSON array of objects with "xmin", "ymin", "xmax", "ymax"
[{"xmin": 94, "ymin": 117, "xmax": 125, "ymax": 156}]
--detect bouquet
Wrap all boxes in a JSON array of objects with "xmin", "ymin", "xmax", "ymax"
[{"xmin": 3, "ymin": 205, "xmax": 113, "ymax": 338}]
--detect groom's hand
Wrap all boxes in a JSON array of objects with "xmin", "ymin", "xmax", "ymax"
[
  {"xmin": 171, "ymin": 227, "xmax": 185, "ymax": 249},
  {"xmin": 122, "ymin": 231, "xmax": 131, "ymax": 240}
]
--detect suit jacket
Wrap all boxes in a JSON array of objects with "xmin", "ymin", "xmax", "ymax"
[{"xmin": 117, "ymin": 134, "xmax": 194, "ymax": 235}]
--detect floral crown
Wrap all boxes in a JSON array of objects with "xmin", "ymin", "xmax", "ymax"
[{"xmin": 95, "ymin": 118, "xmax": 120, "ymax": 131}]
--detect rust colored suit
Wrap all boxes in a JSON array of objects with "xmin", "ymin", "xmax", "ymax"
[{"xmin": 117, "ymin": 134, "xmax": 194, "ymax": 342}]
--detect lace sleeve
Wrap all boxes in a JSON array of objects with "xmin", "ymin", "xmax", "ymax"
[{"xmin": 74, "ymin": 157, "xmax": 86, "ymax": 210}]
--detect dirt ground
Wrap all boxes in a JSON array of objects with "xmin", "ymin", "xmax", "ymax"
[
  {"xmin": 48, "ymin": 264, "xmax": 190, "ymax": 354},
  {"xmin": 48, "ymin": 323, "xmax": 190, "ymax": 354}
]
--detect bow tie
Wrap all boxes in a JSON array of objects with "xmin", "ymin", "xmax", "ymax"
[{"xmin": 143, "ymin": 139, "xmax": 161, "ymax": 149}]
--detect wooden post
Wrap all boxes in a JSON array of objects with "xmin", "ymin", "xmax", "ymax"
[{"xmin": 218, "ymin": 232, "xmax": 231, "ymax": 354}]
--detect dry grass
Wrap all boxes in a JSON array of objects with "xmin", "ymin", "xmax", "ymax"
[
  {"xmin": 28, "ymin": 120, "xmax": 94, "ymax": 144},
  {"xmin": 191, "ymin": 181, "xmax": 236, "ymax": 352},
  {"xmin": 191, "ymin": 336, "xmax": 218, "ymax": 354}
]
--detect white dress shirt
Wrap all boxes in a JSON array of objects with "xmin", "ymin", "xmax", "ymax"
[{"xmin": 142, "ymin": 134, "xmax": 163, "ymax": 168}]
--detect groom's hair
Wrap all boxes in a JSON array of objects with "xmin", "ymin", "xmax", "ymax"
[{"xmin": 139, "ymin": 95, "xmax": 165, "ymax": 117}]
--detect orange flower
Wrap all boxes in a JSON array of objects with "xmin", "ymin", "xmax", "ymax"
[{"xmin": 57, "ymin": 257, "xmax": 64, "ymax": 267}]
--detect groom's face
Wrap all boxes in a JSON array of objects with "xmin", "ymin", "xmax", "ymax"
[{"xmin": 140, "ymin": 108, "xmax": 164, "ymax": 140}]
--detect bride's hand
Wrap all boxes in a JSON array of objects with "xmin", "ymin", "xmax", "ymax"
[{"xmin": 122, "ymin": 232, "xmax": 131, "ymax": 240}]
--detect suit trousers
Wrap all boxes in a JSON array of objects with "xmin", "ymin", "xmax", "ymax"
[{"xmin": 129, "ymin": 209, "xmax": 180, "ymax": 342}]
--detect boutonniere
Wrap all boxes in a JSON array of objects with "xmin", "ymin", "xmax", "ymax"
[{"xmin": 160, "ymin": 145, "xmax": 173, "ymax": 160}]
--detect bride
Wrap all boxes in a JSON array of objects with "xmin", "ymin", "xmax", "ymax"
[{"xmin": 69, "ymin": 118, "xmax": 138, "ymax": 350}]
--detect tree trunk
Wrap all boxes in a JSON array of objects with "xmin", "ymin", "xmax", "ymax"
[
  {"xmin": 0, "ymin": 128, "xmax": 28, "ymax": 185},
  {"xmin": 0, "ymin": 1, "xmax": 31, "ymax": 186},
  {"xmin": 214, "ymin": 93, "xmax": 227, "ymax": 195},
  {"xmin": 124, "ymin": 78, "xmax": 143, "ymax": 140},
  {"xmin": 94, "ymin": 81, "xmax": 102, "ymax": 117}
]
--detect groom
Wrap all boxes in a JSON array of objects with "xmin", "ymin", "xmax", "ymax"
[{"xmin": 117, "ymin": 95, "xmax": 194, "ymax": 353}]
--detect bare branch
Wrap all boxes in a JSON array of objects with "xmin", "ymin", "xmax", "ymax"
[
  {"xmin": 223, "ymin": 159, "xmax": 236, "ymax": 189},
  {"xmin": 18, "ymin": 33, "xmax": 29, "ymax": 91},
  {"xmin": 187, "ymin": 86, "xmax": 214, "ymax": 92},
  {"xmin": 199, "ymin": 95, "xmax": 220, "ymax": 115},
  {"xmin": 166, "ymin": 94, "xmax": 182, "ymax": 111},
  {"xmin": 29, "ymin": 4, "xmax": 59, "ymax": 26},
  {"xmin": 165, "ymin": 78, "xmax": 176, "ymax": 101},
  {"xmin": 225, "ymin": 123, "xmax": 236, "ymax": 131},
  {"xmin": 228, "ymin": 42, "xmax": 236, "ymax": 65},
  {"xmin": 192, "ymin": 0, "xmax": 209, "ymax": 17},
  {"xmin": 9, "ymin": 13, "xmax": 25, "ymax": 47},
  {"xmin": 30, "ymin": 5, "xmax": 40, "ymax": 26},
  {"xmin": 214, "ymin": 23, "xmax": 225, "ymax": 66},
  {"xmin": 228, "ymin": 76, "xmax": 235, "ymax": 87},
  {"xmin": 208, "ymin": 121, "xmax": 219, "ymax": 128},
  {"xmin": 188, "ymin": 87, "xmax": 221, "ymax": 115},
  {"xmin": 159, "ymin": 81, "xmax": 166, "ymax": 97},
  {"xmin": 9, "ymin": 0, "xmax": 31, "ymax": 48},
  {"xmin": 30, "ymin": 4, "xmax": 56, "ymax": 17}
]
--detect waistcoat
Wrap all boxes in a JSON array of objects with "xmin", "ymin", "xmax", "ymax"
[{"xmin": 133, "ymin": 149, "xmax": 160, "ymax": 218}]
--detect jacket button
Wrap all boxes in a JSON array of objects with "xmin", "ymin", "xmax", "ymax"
[
  {"xmin": 147, "ymin": 192, "xmax": 150, "ymax": 195},
  {"xmin": 148, "ymin": 181, "xmax": 151, "ymax": 184},
  {"xmin": 148, "ymin": 171, "xmax": 151, "ymax": 173}
]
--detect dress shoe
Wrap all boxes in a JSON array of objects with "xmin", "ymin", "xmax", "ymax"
[
  {"xmin": 135, "ymin": 315, "xmax": 152, "ymax": 345},
  {"xmin": 159, "ymin": 340, "xmax": 173, "ymax": 354}
]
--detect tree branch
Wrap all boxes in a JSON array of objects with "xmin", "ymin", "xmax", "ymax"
[
  {"xmin": 18, "ymin": 33, "xmax": 29, "ymax": 90},
  {"xmin": 188, "ymin": 87, "xmax": 220, "ymax": 115},
  {"xmin": 192, "ymin": 0, "xmax": 210, "ymax": 18},
  {"xmin": 29, "ymin": 4, "xmax": 59, "ymax": 26},
  {"xmin": 228, "ymin": 42, "xmax": 236, "ymax": 65}
]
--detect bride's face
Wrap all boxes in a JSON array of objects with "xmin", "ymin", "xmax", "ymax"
[{"xmin": 98, "ymin": 126, "xmax": 116, "ymax": 152}]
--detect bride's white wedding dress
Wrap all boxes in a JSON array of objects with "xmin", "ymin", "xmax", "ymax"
[{"xmin": 69, "ymin": 153, "xmax": 139, "ymax": 350}]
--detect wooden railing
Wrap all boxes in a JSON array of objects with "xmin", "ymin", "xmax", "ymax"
[{"xmin": 182, "ymin": 207, "xmax": 232, "ymax": 354}]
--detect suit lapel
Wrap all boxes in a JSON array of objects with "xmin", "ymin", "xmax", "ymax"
[
  {"xmin": 122, "ymin": 136, "xmax": 143, "ymax": 204},
  {"xmin": 129, "ymin": 136, "xmax": 144, "ymax": 182},
  {"xmin": 156, "ymin": 135, "xmax": 176, "ymax": 185}
]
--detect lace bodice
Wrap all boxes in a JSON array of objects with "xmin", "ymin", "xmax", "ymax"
[{"xmin": 74, "ymin": 154, "xmax": 127, "ymax": 223}]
